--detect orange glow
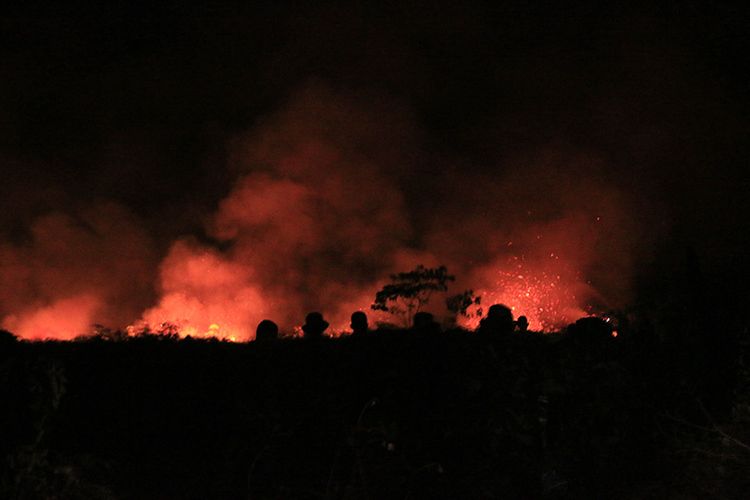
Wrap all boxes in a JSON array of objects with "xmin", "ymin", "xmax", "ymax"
[
  {"xmin": 460, "ymin": 253, "xmax": 590, "ymax": 332},
  {"xmin": 0, "ymin": 88, "xmax": 641, "ymax": 342},
  {"xmin": 2, "ymin": 294, "xmax": 101, "ymax": 340},
  {"xmin": 135, "ymin": 240, "xmax": 268, "ymax": 341}
]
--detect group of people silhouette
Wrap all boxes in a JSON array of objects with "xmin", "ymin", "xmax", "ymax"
[{"xmin": 253, "ymin": 303, "xmax": 532, "ymax": 341}]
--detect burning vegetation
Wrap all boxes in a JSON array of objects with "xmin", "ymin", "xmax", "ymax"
[
  {"xmin": 2, "ymin": 4, "xmax": 748, "ymax": 498},
  {"xmin": 0, "ymin": 86, "xmax": 644, "ymax": 341}
]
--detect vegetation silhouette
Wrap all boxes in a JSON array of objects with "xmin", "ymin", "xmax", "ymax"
[
  {"xmin": 0, "ymin": 328, "xmax": 17, "ymax": 355},
  {"xmin": 446, "ymin": 289, "xmax": 482, "ymax": 315},
  {"xmin": 371, "ymin": 265, "xmax": 455, "ymax": 326},
  {"xmin": 1, "ymin": 278, "xmax": 747, "ymax": 498}
]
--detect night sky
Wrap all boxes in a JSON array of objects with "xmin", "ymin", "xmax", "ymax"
[{"xmin": 1, "ymin": 2, "xmax": 748, "ymax": 339}]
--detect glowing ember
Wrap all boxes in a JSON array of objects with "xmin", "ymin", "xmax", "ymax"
[
  {"xmin": 0, "ymin": 88, "xmax": 639, "ymax": 341},
  {"xmin": 460, "ymin": 253, "xmax": 590, "ymax": 332}
]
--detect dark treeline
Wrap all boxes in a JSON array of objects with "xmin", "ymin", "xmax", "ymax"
[{"xmin": 1, "ymin": 312, "xmax": 748, "ymax": 499}]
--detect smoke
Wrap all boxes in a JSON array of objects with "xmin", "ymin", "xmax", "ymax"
[
  {"xmin": 424, "ymin": 150, "xmax": 646, "ymax": 330},
  {"xmin": 137, "ymin": 84, "xmax": 416, "ymax": 339},
  {"xmin": 0, "ymin": 203, "xmax": 157, "ymax": 339},
  {"xmin": 137, "ymin": 239, "xmax": 267, "ymax": 340},
  {"xmin": 0, "ymin": 83, "xmax": 651, "ymax": 339},
  {"xmin": 134, "ymin": 83, "xmax": 648, "ymax": 338}
]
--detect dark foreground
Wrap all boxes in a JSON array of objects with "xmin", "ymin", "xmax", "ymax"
[{"xmin": 1, "ymin": 326, "xmax": 748, "ymax": 499}]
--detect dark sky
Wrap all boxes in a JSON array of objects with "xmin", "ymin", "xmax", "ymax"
[{"xmin": 1, "ymin": 1, "xmax": 749, "ymax": 335}]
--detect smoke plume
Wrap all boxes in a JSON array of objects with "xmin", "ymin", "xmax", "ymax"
[
  {"xmin": 0, "ymin": 203, "xmax": 156, "ymax": 339},
  {"xmin": 0, "ymin": 83, "xmax": 650, "ymax": 339},
  {"xmin": 136, "ymin": 84, "xmax": 647, "ymax": 338}
]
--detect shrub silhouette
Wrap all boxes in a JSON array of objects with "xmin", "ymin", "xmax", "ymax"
[{"xmin": 371, "ymin": 265, "xmax": 455, "ymax": 326}]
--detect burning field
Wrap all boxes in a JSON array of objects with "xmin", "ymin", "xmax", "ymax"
[
  {"xmin": 0, "ymin": 85, "xmax": 649, "ymax": 341},
  {"xmin": 2, "ymin": 5, "xmax": 749, "ymax": 499}
]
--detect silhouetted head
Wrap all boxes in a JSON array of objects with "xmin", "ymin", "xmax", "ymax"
[
  {"xmin": 487, "ymin": 304, "xmax": 514, "ymax": 322},
  {"xmin": 478, "ymin": 304, "xmax": 515, "ymax": 337},
  {"xmin": 412, "ymin": 312, "xmax": 440, "ymax": 335},
  {"xmin": 413, "ymin": 312, "xmax": 433, "ymax": 329},
  {"xmin": 350, "ymin": 311, "xmax": 369, "ymax": 336},
  {"xmin": 302, "ymin": 312, "xmax": 329, "ymax": 339},
  {"xmin": 255, "ymin": 320, "xmax": 279, "ymax": 341},
  {"xmin": 516, "ymin": 316, "xmax": 529, "ymax": 332}
]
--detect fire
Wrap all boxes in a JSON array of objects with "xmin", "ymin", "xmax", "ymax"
[
  {"xmin": 0, "ymin": 85, "xmax": 641, "ymax": 342},
  {"xmin": 125, "ymin": 319, "xmax": 242, "ymax": 341},
  {"xmin": 460, "ymin": 253, "xmax": 590, "ymax": 332},
  {"xmin": 134, "ymin": 240, "xmax": 269, "ymax": 341},
  {"xmin": 2, "ymin": 294, "xmax": 102, "ymax": 340}
]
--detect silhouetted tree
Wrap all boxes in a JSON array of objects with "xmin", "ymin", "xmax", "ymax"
[
  {"xmin": 446, "ymin": 289, "xmax": 482, "ymax": 321},
  {"xmin": 567, "ymin": 317, "xmax": 613, "ymax": 349},
  {"xmin": 371, "ymin": 265, "xmax": 455, "ymax": 326}
]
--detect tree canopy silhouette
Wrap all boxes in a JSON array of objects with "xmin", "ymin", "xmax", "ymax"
[
  {"xmin": 446, "ymin": 289, "xmax": 482, "ymax": 319},
  {"xmin": 371, "ymin": 265, "xmax": 455, "ymax": 326}
]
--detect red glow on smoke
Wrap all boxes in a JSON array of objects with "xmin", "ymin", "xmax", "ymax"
[
  {"xmin": 0, "ymin": 86, "xmax": 642, "ymax": 341},
  {"xmin": 0, "ymin": 204, "xmax": 157, "ymax": 340},
  {"xmin": 460, "ymin": 252, "xmax": 592, "ymax": 332},
  {"xmin": 2, "ymin": 295, "xmax": 102, "ymax": 340},
  {"xmin": 134, "ymin": 240, "xmax": 268, "ymax": 341}
]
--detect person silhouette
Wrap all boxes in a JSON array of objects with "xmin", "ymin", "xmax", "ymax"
[
  {"xmin": 0, "ymin": 329, "xmax": 18, "ymax": 358},
  {"xmin": 412, "ymin": 311, "xmax": 441, "ymax": 336},
  {"xmin": 516, "ymin": 315, "xmax": 529, "ymax": 332},
  {"xmin": 255, "ymin": 319, "xmax": 279, "ymax": 341},
  {"xmin": 350, "ymin": 311, "xmax": 369, "ymax": 337},
  {"xmin": 477, "ymin": 304, "xmax": 515, "ymax": 338},
  {"xmin": 302, "ymin": 312, "xmax": 329, "ymax": 339}
]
